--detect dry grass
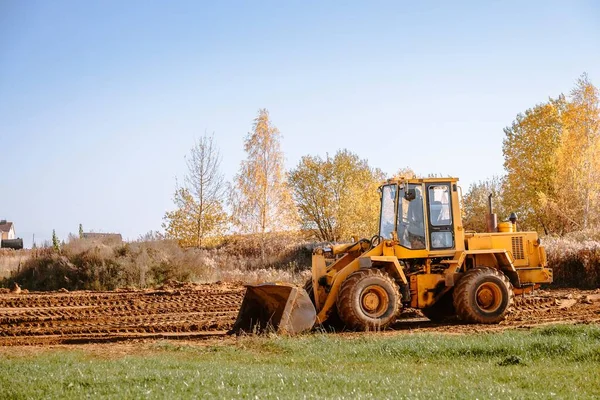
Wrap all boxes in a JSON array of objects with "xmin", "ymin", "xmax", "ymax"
[
  {"xmin": 1, "ymin": 232, "xmax": 314, "ymax": 291},
  {"xmin": 0, "ymin": 249, "xmax": 32, "ymax": 279},
  {"xmin": 543, "ymin": 232, "xmax": 600, "ymax": 288}
]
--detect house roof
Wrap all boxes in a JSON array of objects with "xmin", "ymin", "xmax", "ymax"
[
  {"xmin": 0, "ymin": 221, "xmax": 13, "ymax": 232},
  {"xmin": 82, "ymin": 232, "xmax": 122, "ymax": 241}
]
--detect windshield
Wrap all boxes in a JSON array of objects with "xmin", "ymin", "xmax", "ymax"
[{"xmin": 379, "ymin": 184, "xmax": 397, "ymax": 239}]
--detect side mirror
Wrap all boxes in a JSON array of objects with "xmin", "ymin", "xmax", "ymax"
[{"xmin": 404, "ymin": 188, "xmax": 416, "ymax": 201}]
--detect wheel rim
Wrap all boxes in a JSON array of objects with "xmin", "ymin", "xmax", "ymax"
[
  {"xmin": 475, "ymin": 282, "xmax": 503, "ymax": 313},
  {"xmin": 360, "ymin": 285, "xmax": 389, "ymax": 318}
]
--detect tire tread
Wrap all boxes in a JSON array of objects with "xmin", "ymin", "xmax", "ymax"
[
  {"xmin": 453, "ymin": 267, "xmax": 514, "ymax": 324},
  {"xmin": 336, "ymin": 269, "xmax": 401, "ymax": 330}
]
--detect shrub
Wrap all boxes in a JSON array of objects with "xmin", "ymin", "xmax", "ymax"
[
  {"xmin": 543, "ymin": 234, "xmax": 600, "ymax": 288},
  {"xmin": 1, "ymin": 232, "xmax": 315, "ymax": 291}
]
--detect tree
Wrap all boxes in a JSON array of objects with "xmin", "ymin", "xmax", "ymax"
[
  {"xmin": 289, "ymin": 149, "xmax": 385, "ymax": 242},
  {"xmin": 163, "ymin": 134, "xmax": 228, "ymax": 247},
  {"xmin": 52, "ymin": 230, "xmax": 60, "ymax": 252},
  {"xmin": 502, "ymin": 73, "xmax": 600, "ymax": 235},
  {"xmin": 552, "ymin": 74, "xmax": 600, "ymax": 231},
  {"xmin": 78, "ymin": 224, "xmax": 84, "ymax": 239},
  {"xmin": 502, "ymin": 96, "xmax": 565, "ymax": 233},
  {"xmin": 230, "ymin": 109, "xmax": 297, "ymax": 260},
  {"xmin": 461, "ymin": 177, "xmax": 507, "ymax": 232},
  {"xmin": 394, "ymin": 167, "xmax": 417, "ymax": 179},
  {"xmin": 138, "ymin": 230, "xmax": 165, "ymax": 242}
]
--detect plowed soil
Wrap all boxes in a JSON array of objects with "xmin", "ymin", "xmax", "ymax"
[
  {"xmin": 0, "ymin": 282, "xmax": 244, "ymax": 346},
  {"xmin": 1, "ymin": 283, "xmax": 599, "ymax": 346},
  {"xmin": 389, "ymin": 288, "xmax": 600, "ymax": 335}
]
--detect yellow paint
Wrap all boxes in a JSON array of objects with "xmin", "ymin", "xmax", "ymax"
[
  {"xmin": 369, "ymin": 256, "xmax": 408, "ymax": 284},
  {"xmin": 517, "ymin": 268, "xmax": 553, "ymax": 284},
  {"xmin": 309, "ymin": 176, "xmax": 553, "ymax": 325},
  {"xmin": 413, "ymin": 274, "xmax": 445, "ymax": 308},
  {"xmin": 497, "ymin": 222, "xmax": 513, "ymax": 232}
]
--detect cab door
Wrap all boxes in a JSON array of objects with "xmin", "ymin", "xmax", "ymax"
[{"xmin": 426, "ymin": 183, "xmax": 455, "ymax": 249}]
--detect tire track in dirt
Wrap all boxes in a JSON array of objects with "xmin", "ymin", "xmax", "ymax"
[
  {"xmin": 0, "ymin": 283, "xmax": 245, "ymax": 345},
  {"xmin": 389, "ymin": 289, "xmax": 600, "ymax": 335},
  {"xmin": 1, "ymin": 285, "xmax": 599, "ymax": 346}
]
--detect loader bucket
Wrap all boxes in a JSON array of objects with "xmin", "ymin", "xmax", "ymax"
[{"xmin": 230, "ymin": 283, "xmax": 316, "ymax": 335}]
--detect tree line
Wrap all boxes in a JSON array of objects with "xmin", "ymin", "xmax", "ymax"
[
  {"xmin": 164, "ymin": 73, "xmax": 599, "ymax": 251},
  {"xmin": 463, "ymin": 73, "xmax": 600, "ymax": 235},
  {"xmin": 162, "ymin": 109, "xmax": 385, "ymax": 257}
]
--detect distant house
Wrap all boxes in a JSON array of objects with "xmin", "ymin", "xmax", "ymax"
[
  {"xmin": 82, "ymin": 232, "xmax": 123, "ymax": 244},
  {"xmin": 0, "ymin": 220, "xmax": 15, "ymax": 241},
  {"xmin": 0, "ymin": 220, "xmax": 22, "ymax": 249}
]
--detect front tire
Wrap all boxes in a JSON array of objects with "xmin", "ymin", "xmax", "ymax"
[
  {"xmin": 336, "ymin": 269, "xmax": 401, "ymax": 331},
  {"xmin": 453, "ymin": 267, "xmax": 514, "ymax": 324}
]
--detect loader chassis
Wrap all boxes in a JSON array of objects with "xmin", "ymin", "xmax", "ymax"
[
  {"xmin": 232, "ymin": 177, "xmax": 553, "ymax": 334},
  {"xmin": 308, "ymin": 177, "xmax": 552, "ymax": 329}
]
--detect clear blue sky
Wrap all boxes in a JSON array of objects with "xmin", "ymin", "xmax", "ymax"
[{"xmin": 1, "ymin": 1, "xmax": 599, "ymax": 247}]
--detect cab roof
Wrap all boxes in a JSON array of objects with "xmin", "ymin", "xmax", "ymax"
[{"xmin": 383, "ymin": 177, "xmax": 459, "ymax": 185}]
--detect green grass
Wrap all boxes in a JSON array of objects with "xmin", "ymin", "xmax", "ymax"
[{"xmin": 1, "ymin": 324, "xmax": 600, "ymax": 399}]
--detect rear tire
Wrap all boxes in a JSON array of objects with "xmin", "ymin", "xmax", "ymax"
[
  {"xmin": 336, "ymin": 269, "xmax": 401, "ymax": 331},
  {"xmin": 453, "ymin": 267, "xmax": 514, "ymax": 324},
  {"xmin": 421, "ymin": 290, "xmax": 456, "ymax": 322}
]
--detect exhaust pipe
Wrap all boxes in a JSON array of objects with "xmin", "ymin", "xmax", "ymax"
[{"xmin": 486, "ymin": 193, "xmax": 498, "ymax": 233}]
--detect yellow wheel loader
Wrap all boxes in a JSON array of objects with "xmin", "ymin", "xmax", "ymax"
[{"xmin": 231, "ymin": 177, "xmax": 553, "ymax": 334}]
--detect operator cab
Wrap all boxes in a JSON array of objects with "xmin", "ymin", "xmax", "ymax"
[{"xmin": 379, "ymin": 179, "xmax": 457, "ymax": 251}]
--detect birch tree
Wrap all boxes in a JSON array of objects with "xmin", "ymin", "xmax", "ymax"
[
  {"xmin": 502, "ymin": 96, "xmax": 565, "ymax": 233},
  {"xmin": 553, "ymin": 74, "xmax": 600, "ymax": 231},
  {"xmin": 502, "ymin": 73, "xmax": 600, "ymax": 235},
  {"xmin": 163, "ymin": 134, "xmax": 228, "ymax": 247},
  {"xmin": 230, "ymin": 109, "xmax": 297, "ymax": 260}
]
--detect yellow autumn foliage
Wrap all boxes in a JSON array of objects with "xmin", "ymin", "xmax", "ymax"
[
  {"xmin": 289, "ymin": 149, "xmax": 384, "ymax": 242},
  {"xmin": 501, "ymin": 73, "xmax": 600, "ymax": 235}
]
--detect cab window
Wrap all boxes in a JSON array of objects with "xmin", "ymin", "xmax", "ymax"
[
  {"xmin": 428, "ymin": 185, "xmax": 452, "ymax": 226},
  {"xmin": 428, "ymin": 184, "xmax": 454, "ymax": 249},
  {"xmin": 379, "ymin": 184, "xmax": 397, "ymax": 239}
]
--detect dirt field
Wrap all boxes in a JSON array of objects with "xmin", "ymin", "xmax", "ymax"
[
  {"xmin": 0, "ymin": 281, "xmax": 243, "ymax": 346},
  {"xmin": 1, "ymin": 282, "xmax": 599, "ymax": 347}
]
